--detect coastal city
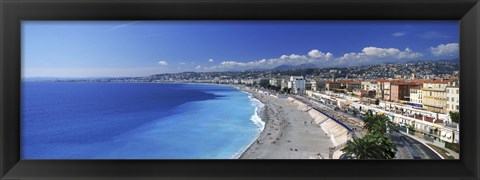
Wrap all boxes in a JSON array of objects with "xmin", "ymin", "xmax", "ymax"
[
  {"xmin": 22, "ymin": 21, "xmax": 460, "ymax": 160},
  {"xmin": 64, "ymin": 60, "xmax": 460, "ymax": 159}
]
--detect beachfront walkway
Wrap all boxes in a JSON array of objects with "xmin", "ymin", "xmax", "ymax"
[{"xmin": 240, "ymin": 89, "xmax": 333, "ymax": 159}]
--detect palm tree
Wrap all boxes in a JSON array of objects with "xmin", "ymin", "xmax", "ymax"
[
  {"xmin": 341, "ymin": 114, "xmax": 398, "ymax": 159},
  {"xmin": 363, "ymin": 114, "xmax": 395, "ymax": 135},
  {"xmin": 342, "ymin": 133, "xmax": 397, "ymax": 159}
]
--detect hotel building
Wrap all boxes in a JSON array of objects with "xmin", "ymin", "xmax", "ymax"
[
  {"xmin": 290, "ymin": 76, "xmax": 306, "ymax": 95},
  {"xmin": 422, "ymin": 79, "xmax": 453, "ymax": 113}
]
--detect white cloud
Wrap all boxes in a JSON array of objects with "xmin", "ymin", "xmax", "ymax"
[
  {"xmin": 195, "ymin": 65, "xmax": 202, "ymax": 70},
  {"xmin": 337, "ymin": 47, "xmax": 423, "ymax": 63},
  {"xmin": 178, "ymin": 62, "xmax": 186, "ymax": 65},
  {"xmin": 308, "ymin": 49, "xmax": 333, "ymax": 60},
  {"xmin": 208, "ymin": 59, "xmax": 214, "ymax": 62},
  {"xmin": 158, "ymin": 60, "xmax": 168, "ymax": 66},
  {"xmin": 430, "ymin": 43, "xmax": 459, "ymax": 57},
  {"xmin": 201, "ymin": 47, "xmax": 424, "ymax": 71},
  {"xmin": 392, "ymin": 32, "xmax": 407, "ymax": 37},
  {"xmin": 204, "ymin": 53, "xmax": 312, "ymax": 71}
]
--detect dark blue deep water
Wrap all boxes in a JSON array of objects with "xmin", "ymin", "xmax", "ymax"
[{"xmin": 21, "ymin": 82, "xmax": 264, "ymax": 159}]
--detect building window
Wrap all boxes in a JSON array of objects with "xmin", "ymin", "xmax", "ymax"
[
  {"xmin": 447, "ymin": 97, "xmax": 449, "ymax": 101},
  {"xmin": 456, "ymin": 105, "xmax": 459, "ymax": 110},
  {"xmin": 457, "ymin": 89, "xmax": 459, "ymax": 94}
]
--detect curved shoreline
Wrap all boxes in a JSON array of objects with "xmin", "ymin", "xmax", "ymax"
[
  {"xmin": 230, "ymin": 91, "xmax": 266, "ymax": 159},
  {"xmin": 238, "ymin": 87, "xmax": 333, "ymax": 159},
  {"xmin": 236, "ymin": 88, "xmax": 271, "ymax": 159}
]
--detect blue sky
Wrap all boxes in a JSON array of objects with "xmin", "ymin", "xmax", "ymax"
[{"xmin": 22, "ymin": 21, "xmax": 459, "ymax": 77}]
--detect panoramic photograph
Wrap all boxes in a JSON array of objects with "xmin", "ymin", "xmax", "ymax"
[{"xmin": 21, "ymin": 21, "xmax": 460, "ymax": 159}]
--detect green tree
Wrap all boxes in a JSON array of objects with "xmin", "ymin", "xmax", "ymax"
[
  {"xmin": 449, "ymin": 111, "xmax": 460, "ymax": 123},
  {"xmin": 341, "ymin": 114, "xmax": 398, "ymax": 159},
  {"xmin": 342, "ymin": 133, "xmax": 397, "ymax": 159},
  {"xmin": 363, "ymin": 114, "xmax": 395, "ymax": 135}
]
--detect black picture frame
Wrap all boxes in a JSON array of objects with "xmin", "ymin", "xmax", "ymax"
[{"xmin": 1, "ymin": 0, "xmax": 479, "ymax": 179}]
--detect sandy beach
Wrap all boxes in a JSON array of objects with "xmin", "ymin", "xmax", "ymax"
[{"xmin": 239, "ymin": 87, "xmax": 334, "ymax": 159}]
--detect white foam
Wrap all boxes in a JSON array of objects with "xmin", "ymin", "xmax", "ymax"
[
  {"xmin": 229, "ymin": 91, "xmax": 267, "ymax": 159},
  {"xmin": 229, "ymin": 96, "xmax": 265, "ymax": 159},
  {"xmin": 248, "ymin": 95, "xmax": 266, "ymax": 132},
  {"xmin": 230, "ymin": 101, "xmax": 264, "ymax": 159}
]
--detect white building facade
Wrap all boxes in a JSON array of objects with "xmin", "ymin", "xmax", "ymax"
[
  {"xmin": 446, "ymin": 86, "xmax": 459, "ymax": 113},
  {"xmin": 290, "ymin": 76, "xmax": 306, "ymax": 95},
  {"xmin": 409, "ymin": 87, "xmax": 423, "ymax": 105}
]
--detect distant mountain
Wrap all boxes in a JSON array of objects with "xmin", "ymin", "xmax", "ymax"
[
  {"xmin": 273, "ymin": 63, "xmax": 317, "ymax": 70},
  {"xmin": 272, "ymin": 64, "xmax": 294, "ymax": 70},
  {"xmin": 247, "ymin": 68, "xmax": 270, "ymax": 71}
]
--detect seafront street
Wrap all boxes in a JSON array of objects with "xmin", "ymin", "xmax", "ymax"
[
  {"xmin": 389, "ymin": 132, "xmax": 441, "ymax": 159},
  {"xmin": 303, "ymin": 94, "xmax": 444, "ymax": 159},
  {"xmin": 239, "ymin": 86, "xmax": 452, "ymax": 159}
]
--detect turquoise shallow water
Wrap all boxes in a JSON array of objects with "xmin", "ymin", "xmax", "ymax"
[{"xmin": 21, "ymin": 82, "xmax": 264, "ymax": 159}]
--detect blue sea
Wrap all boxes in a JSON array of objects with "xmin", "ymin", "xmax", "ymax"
[{"xmin": 21, "ymin": 82, "xmax": 264, "ymax": 159}]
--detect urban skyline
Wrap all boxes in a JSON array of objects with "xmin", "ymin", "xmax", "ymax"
[{"xmin": 23, "ymin": 21, "xmax": 458, "ymax": 77}]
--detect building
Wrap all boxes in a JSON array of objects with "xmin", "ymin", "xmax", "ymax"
[
  {"xmin": 390, "ymin": 82, "xmax": 422, "ymax": 102},
  {"xmin": 269, "ymin": 78, "xmax": 284, "ymax": 88},
  {"xmin": 409, "ymin": 87, "xmax": 423, "ymax": 106},
  {"xmin": 241, "ymin": 79, "xmax": 256, "ymax": 86},
  {"xmin": 345, "ymin": 81, "xmax": 362, "ymax": 91},
  {"xmin": 290, "ymin": 76, "xmax": 306, "ymax": 95},
  {"xmin": 353, "ymin": 89, "xmax": 376, "ymax": 98},
  {"xmin": 446, "ymin": 84, "xmax": 460, "ymax": 114},
  {"xmin": 374, "ymin": 80, "xmax": 387, "ymax": 100},
  {"xmin": 280, "ymin": 78, "xmax": 288, "ymax": 90},
  {"xmin": 361, "ymin": 81, "xmax": 373, "ymax": 91},
  {"xmin": 269, "ymin": 78, "xmax": 277, "ymax": 87},
  {"xmin": 309, "ymin": 79, "xmax": 317, "ymax": 91},
  {"xmin": 361, "ymin": 81, "xmax": 379, "ymax": 92},
  {"xmin": 421, "ymin": 79, "xmax": 452, "ymax": 113},
  {"xmin": 383, "ymin": 81, "xmax": 392, "ymax": 101},
  {"xmin": 326, "ymin": 81, "xmax": 342, "ymax": 91}
]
